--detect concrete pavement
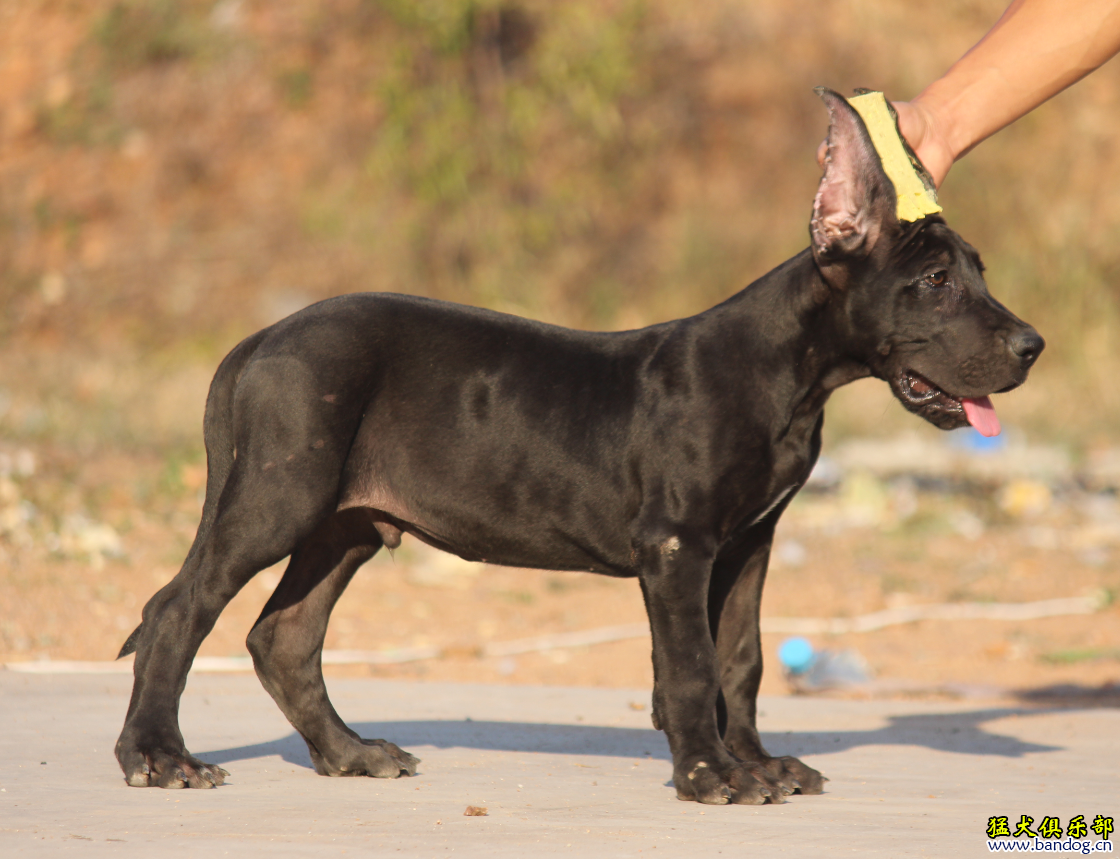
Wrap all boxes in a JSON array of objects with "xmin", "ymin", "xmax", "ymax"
[{"xmin": 1, "ymin": 671, "xmax": 1117, "ymax": 856}]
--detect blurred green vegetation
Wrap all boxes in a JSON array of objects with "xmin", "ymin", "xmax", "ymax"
[
  {"xmin": 365, "ymin": 0, "xmax": 650, "ymax": 317},
  {"xmin": 2, "ymin": 0, "xmax": 1120, "ymax": 451},
  {"xmin": 1040, "ymin": 648, "xmax": 1120, "ymax": 665},
  {"xmin": 95, "ymin": 0, "xmax": 219, "ymax": 69}
]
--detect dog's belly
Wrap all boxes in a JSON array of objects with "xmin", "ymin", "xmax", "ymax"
[
  {"xmin": 336, "ymin": 394, "xmax": 646, "ymax": 573},
  {"xmin": 338, "ymin": 480, "xmax": 634, "ymax": 576},
  {"xmin": 408, "ymin": 517, "xmax": 630, "ymax": 574}
]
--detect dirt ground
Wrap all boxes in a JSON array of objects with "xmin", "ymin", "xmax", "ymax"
[
  {"xmin": 3, "ymin": 1, "xmax": 1119, "ymax": 716},
  {"xmin": 2, "ymin": 439, "xmax": 1118, "ymax": 703}
]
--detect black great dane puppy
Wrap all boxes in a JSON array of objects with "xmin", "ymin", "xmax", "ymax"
[{"xmin": 116, "ymin": 89, "xmax": 1042, "ymax": 804}]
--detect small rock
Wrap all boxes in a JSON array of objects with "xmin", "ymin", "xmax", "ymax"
[
  {"xmin": 774, "ymin": 539, "xmax": 807, "ymax": 567},
  {"xmin": 60, "ymin": 514, "xmax": 124, "ymax": 568},
  {"xmin": 948, "ymin": 509, "xmax": 985, "ymax": 541}
]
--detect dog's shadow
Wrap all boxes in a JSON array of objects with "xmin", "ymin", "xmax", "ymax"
[{"xmin": 196, "ymin": 706, "xmax": 1066, "ymax": 770}]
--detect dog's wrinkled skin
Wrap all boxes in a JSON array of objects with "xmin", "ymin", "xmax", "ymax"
[{"xmin": 116, "ymin": 89, "xmax": 1042, "ymax": 803}]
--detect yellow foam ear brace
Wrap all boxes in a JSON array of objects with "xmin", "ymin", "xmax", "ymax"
[{"xmin": 846, "ymin": 90, "xmax": 942, "ymax": 223}]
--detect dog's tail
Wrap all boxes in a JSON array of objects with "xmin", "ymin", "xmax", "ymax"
[
  {"xmin": 117, "ymin": 329, "xmax": 269, "ymax": 660},
  {"xmin": 116, "ymin": 623, "xmax": 143, "ymax": 659},
  {"xmin": 192, "ymin": 328, "xmax": 269, "ymax": 553}
]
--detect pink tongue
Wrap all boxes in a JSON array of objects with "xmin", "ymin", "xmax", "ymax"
[{"xmin": 961, "ymin": 396, "xmax": 1001, "ymax": 437}]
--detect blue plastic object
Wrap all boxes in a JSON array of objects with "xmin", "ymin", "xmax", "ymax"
[
  {"xmin": 778, "ymin": 637, "xmax": 815, "ymax": 675},
  {"xmin": 951, "ymin": 427, "xmax": 1008, "ymax": 453}
]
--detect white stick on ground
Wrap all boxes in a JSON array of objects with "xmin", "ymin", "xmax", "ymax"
[{"xmin": 3, "ymin": 593, "xmax": 1105, "ymax": 673}]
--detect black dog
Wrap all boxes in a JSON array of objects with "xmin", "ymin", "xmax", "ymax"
[{"xmin": 115, "ymin": 89, "xmax": 1042, "ymax": 804}]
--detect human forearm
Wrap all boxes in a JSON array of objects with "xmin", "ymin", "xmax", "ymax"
[{"xmin": 897, "ymin": 0, "xmax": 1120, "ymax": 186}]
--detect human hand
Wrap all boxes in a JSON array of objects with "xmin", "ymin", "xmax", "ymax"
[
  {"xmin": 890, "ymin": 100, "xmax": 954, "ymax": 189},
  {"xmin": 815, "ymin": 98, "xmax": 954, "ymax": 189}
]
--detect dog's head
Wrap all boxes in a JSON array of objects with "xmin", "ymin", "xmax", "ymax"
[{"xmin": 810, "ymin": 88, "xmax": 1043, "ymax": 436}]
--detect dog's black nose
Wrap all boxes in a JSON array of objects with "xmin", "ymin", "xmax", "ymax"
[{"xmin": 1009, "ymin": 328, "xmax": 1044, "ymax": 370}]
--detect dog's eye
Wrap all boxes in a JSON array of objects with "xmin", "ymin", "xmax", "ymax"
[{"xmin": 924, "ymin": 271, "xmax": 948, "ymax": 288}]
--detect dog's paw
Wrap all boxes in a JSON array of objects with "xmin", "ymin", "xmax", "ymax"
[
  {"xmin": 311, "ymin": 737, "xmax": 419, "ymax": 779},
  {"xmin": 767, "ymin": 754, "xmax": 828, "ymax": 795},
  {"xmin": 673, "ymin": 759, "xmax": 773, "ymax": 806},
  {"xmin": 734, "ymin": 755, "xmax": 828, "ymax": 803},
  {"xmin": 673, "ymin": 755, "xmax": 827, "ymax": 805},
  {"xmin": 117, "ymin": 743, "xmax": 229, "ymax": 789}
]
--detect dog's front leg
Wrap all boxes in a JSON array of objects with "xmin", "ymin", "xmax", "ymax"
[
  {"xmin": 639, "ymin": 535, "xmax": 775, "ymax": 805},
  {"xmin": 709, "ymin": 525, "xmax": 827, "ymax": 800}
]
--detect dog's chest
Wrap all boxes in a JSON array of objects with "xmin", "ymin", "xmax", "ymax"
[
  {"xmin": 746, "ymin": 461, "xmax": 806, "ymax": 529},
  {"xmin": 748, "ymin": 482, "xmax": 797, "ymax": 527},
  {"xmin": 733, "ymin": 417, "xmax": 822, "ymax": 532}
]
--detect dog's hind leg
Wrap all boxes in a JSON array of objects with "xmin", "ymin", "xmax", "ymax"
[
  {"xmin": 246, "ymin": 508, "xmax": 418, "ymax": 779},
  {"xmin": 115, "ymin": 464, "xmax": 341, "ymax": 788},
  {"xmin": 118, "ymin": 330, "xmax": 267, "ymax": 661},
  {"xmin": 709, "ymin": 523, "xmax": 827, "ymax": 799},
  {"xmin": 116, "ymin": 354, "xmax": 361, "ymax": 789}
]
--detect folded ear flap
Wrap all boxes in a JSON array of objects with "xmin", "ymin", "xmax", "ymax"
[{"xmin": 810, "ymin": 87, "xmax": 898, "ymax": 265}]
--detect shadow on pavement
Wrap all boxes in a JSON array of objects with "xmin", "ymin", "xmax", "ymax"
[{"xmin": 195, "ymin": 706, "xmax": 1063, "ymax": 770}]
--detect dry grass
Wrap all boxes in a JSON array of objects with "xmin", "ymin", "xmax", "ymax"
[{"xmin": 2, "ymin": 0, "xmax": 1120, "ymax": 448}]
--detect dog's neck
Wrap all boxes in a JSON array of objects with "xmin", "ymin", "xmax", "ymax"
[{"xmin": 683, "ymin": 248, "xmax": 873, "ymax": 430}]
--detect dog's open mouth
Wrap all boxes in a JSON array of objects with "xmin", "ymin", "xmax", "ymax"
[{"xmin": 898, "ymin": 371, "xmax": 1001, "ymax": 437}]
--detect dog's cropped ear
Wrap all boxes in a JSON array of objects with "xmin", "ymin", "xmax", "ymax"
[{"xmin": 810, "ymin": 87, "xmax": 898, "ymax": 268}]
